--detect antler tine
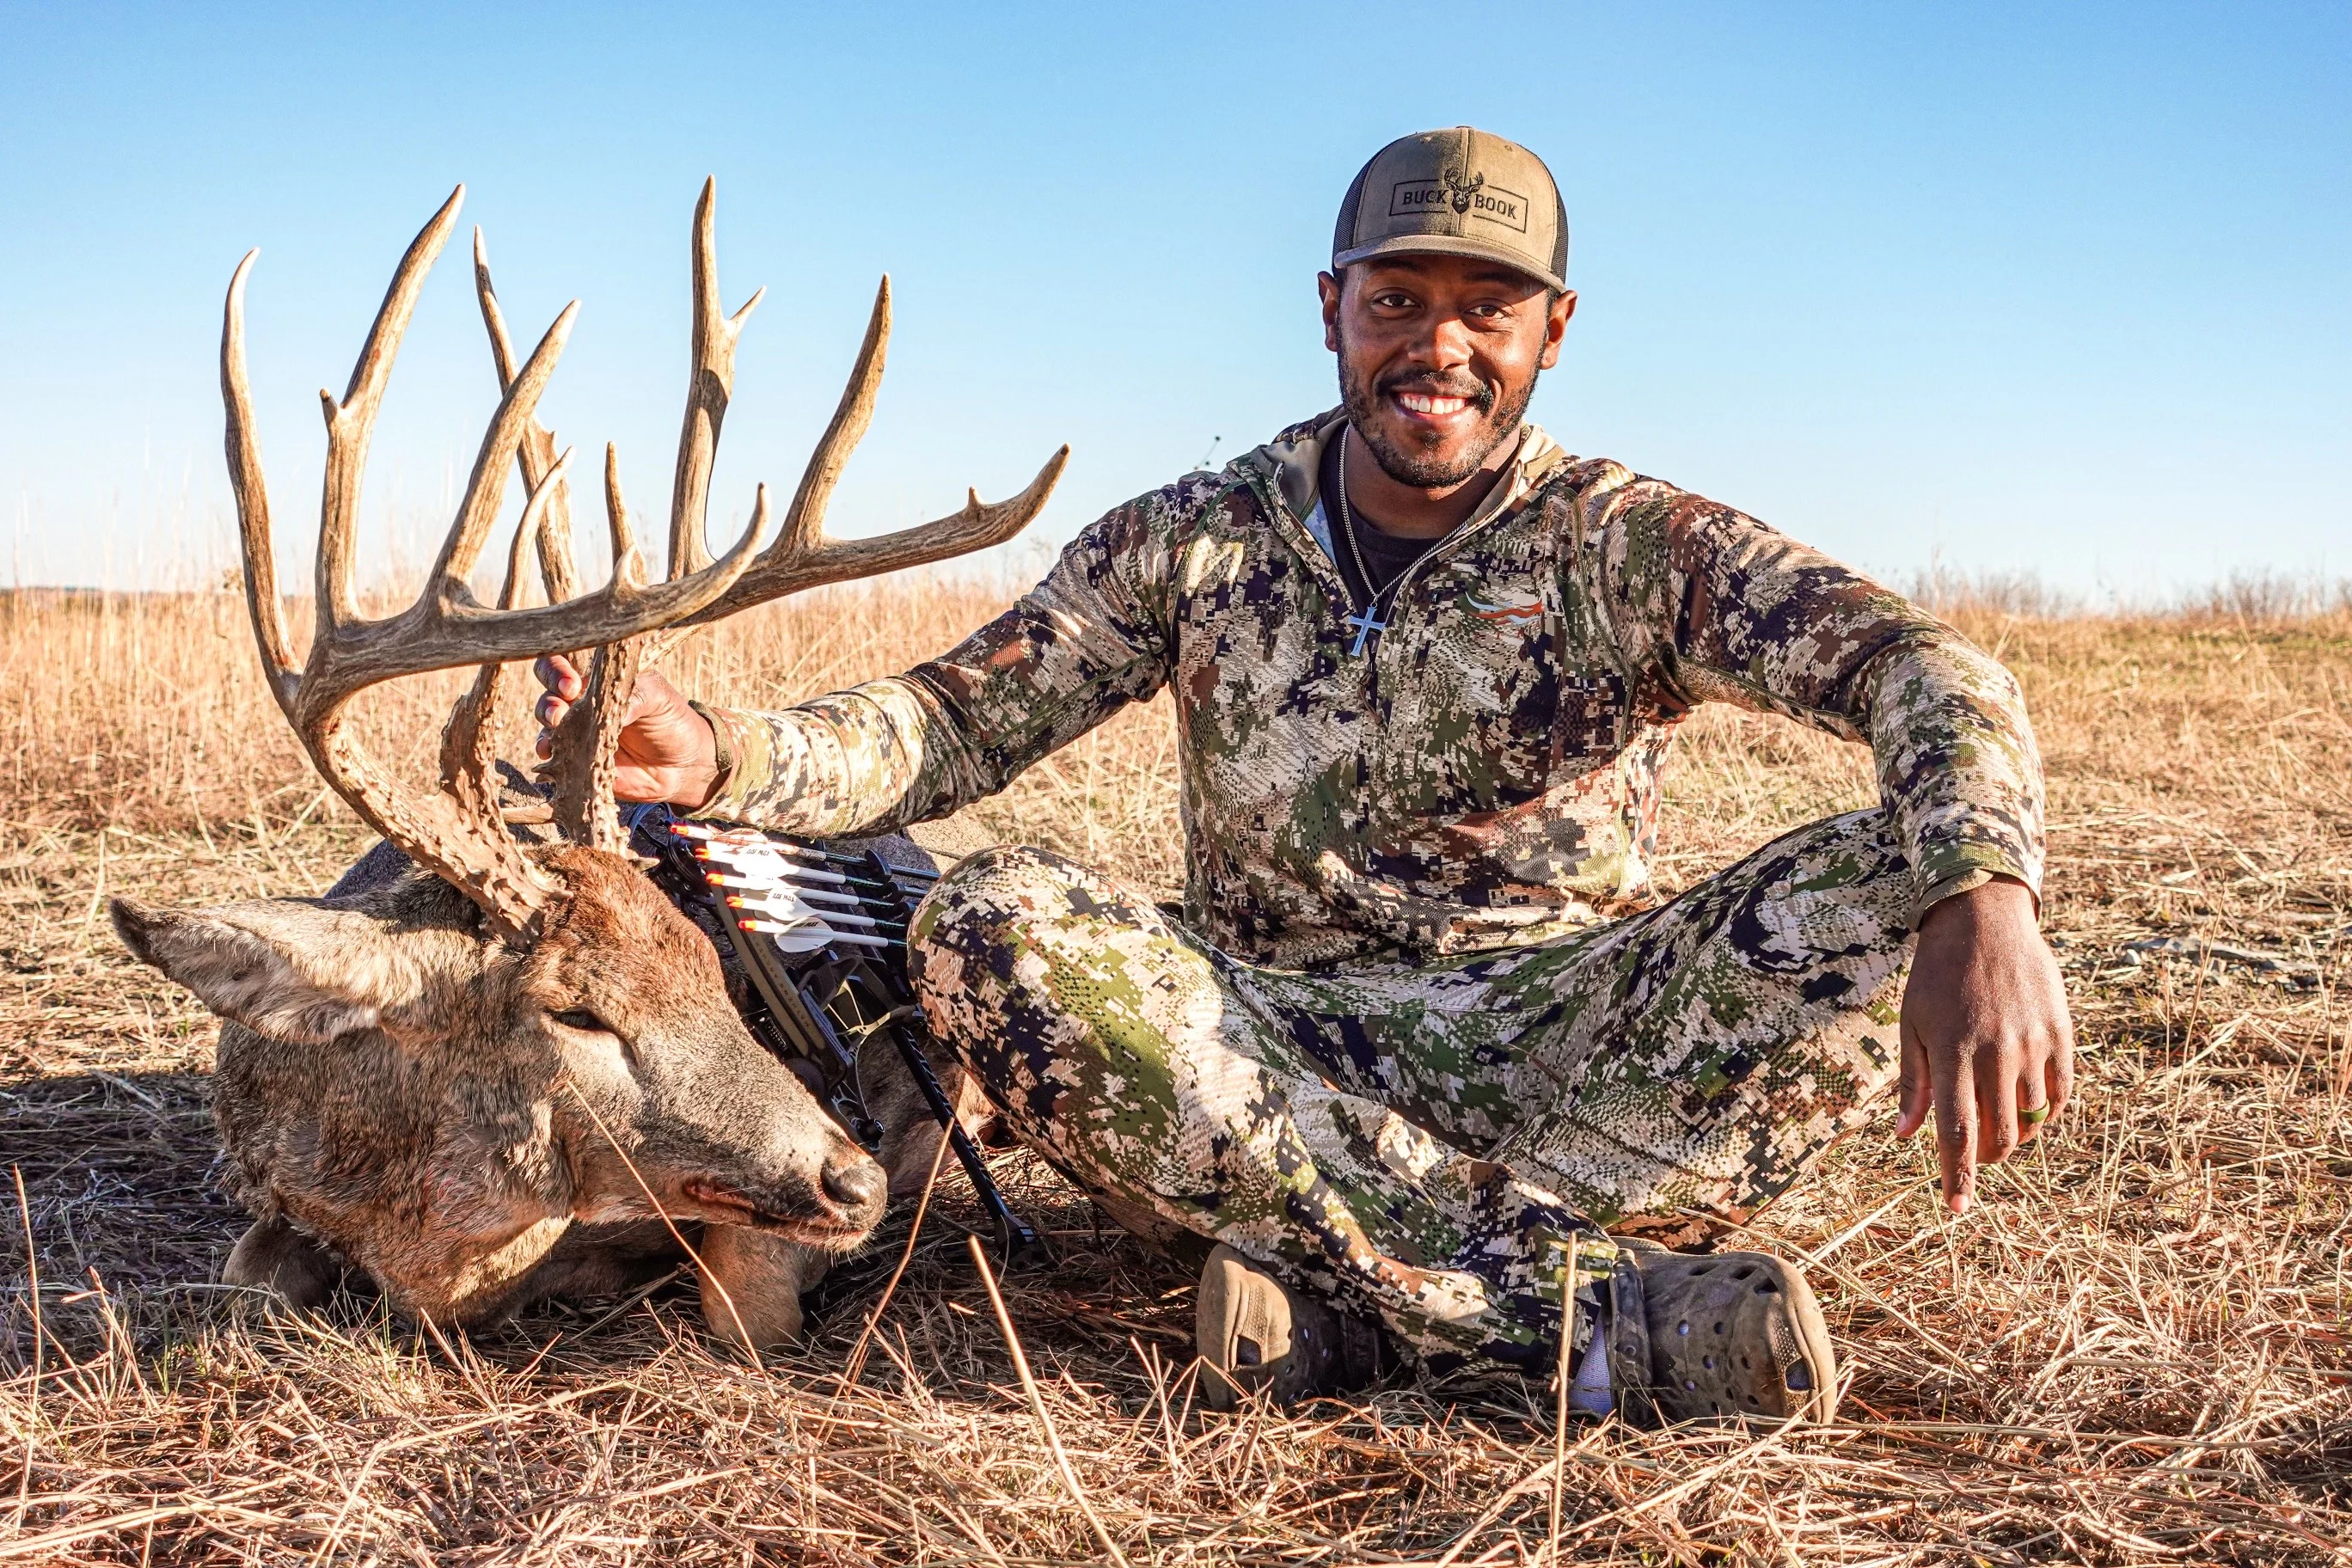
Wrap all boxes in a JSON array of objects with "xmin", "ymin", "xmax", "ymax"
[
  {"xmin": 422, "ymin": 298, "xmax": 580, "ymax": 610},
  {"xmin": 597, "ymin": 444, "xmax": 651, "ymax": 596},
  {"xmin": 677, "ymin": 274, "xmax": 1069, "ymax": 627},
  {"xmin": 536, "ymin": 500, "xmax": 583, "ymax": 607},
  {"xmin": 783, "ymin": 273, "xmax": 891, "ymax": 557},
  {"xmin": 667, "ymin": 176, "xmax": 764, "ymax": 583},
  {"xmin": 319, "ymin": 185, "xmax": 466, "ymax": 631},
  {"xmin": 472, "ymin": 227, "xmax": 579, "ymax": 603},
  {"xmin": 546, "ymin": 444, "xmax": 662, "ymax": 852},
  {"xmin": 221, "ymin": 249, "xmax": 299, "ymax": 716},
  {"xmin": 438, "ymin": 447, "xmax": 576, "ymax": 830}
]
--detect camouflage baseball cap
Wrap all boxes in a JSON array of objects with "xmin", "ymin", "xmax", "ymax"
[{"xmin": 1332, "ymin": 127, "xmax": 1568, "ymax": 292}]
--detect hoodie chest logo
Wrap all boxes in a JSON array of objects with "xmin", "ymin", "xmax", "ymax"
[{"xmin": 1465, "ymin": 594, "xmax": 1546, "ymax": 623}]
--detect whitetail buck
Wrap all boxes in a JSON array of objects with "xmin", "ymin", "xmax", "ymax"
[{"xmin": 108, "ymin": 182, "xmax": 1065, "ymax": 1348}]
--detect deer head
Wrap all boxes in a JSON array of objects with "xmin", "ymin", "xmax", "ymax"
[{"xmin": 108, "ymin": 182, "xmax": 1065, "ymax": 1329}]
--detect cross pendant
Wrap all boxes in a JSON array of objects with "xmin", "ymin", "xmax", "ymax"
[{"xmin": 1345, "ymin": 609, "xmax": 1387, "ymax": 657}]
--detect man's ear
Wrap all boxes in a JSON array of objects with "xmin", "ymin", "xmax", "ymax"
[
  {"xmin": 1320, "ymin": 269, "xmax": 1344, "ymax": 352},
  {"xmin": 1539, "ymin": 288, "xmax": 1577, "ymax": 371},
  {"xmin": 109, "ymin": 897, "xmax": 432, "ymax": 1045}
]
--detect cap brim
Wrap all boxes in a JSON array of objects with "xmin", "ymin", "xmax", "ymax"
[{"xmin": 1332, "ymin": 233, "xmax": 1565, "ymax": 293}]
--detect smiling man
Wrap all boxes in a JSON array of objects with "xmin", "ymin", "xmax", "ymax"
[{"xmin": 537, "ymin": 127, "xmax": 2072, "ymax": 1424}]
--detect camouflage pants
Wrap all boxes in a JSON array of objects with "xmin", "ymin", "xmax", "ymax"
[{"xmin": 907, "ymin": 809, "xmax": 1912, "ymax": 1371}]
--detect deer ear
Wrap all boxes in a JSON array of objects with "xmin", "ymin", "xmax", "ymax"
[{"xmin": 109, "ymin": 897, "xmax": 431, "ymax": 1046}]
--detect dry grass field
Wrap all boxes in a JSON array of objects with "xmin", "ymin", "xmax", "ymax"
[{"xmin": 1, "ymin": 576, "xmax": 2347, "ymax": 1564}]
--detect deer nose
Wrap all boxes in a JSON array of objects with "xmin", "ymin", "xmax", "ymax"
[{"xmin": 820, "ymin": 1149, "xmax": 885, "ymax": 1217}]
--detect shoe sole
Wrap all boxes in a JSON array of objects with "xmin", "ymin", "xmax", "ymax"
[{"xmin": 1632, "ymin": 1247, "xmax": 1840, "ymax": 1424}]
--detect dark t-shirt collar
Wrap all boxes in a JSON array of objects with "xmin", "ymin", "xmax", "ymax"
[{"xmin": 1319, "ymin": 430, "xmax": 1440, "ymax": 611}]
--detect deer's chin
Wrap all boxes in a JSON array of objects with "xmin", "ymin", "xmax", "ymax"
[{"xmin": 678, "ymin": 1179, "xmax": 874, "ymax": 1252}]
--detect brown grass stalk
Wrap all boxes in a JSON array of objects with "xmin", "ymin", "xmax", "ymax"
[{"xmin": 968, "ymin": 1233, "xmax": 1135, "ymax": 1567}]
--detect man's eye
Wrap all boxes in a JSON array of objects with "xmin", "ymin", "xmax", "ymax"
[
  {"xmin": 550, "ymin": 1008, "xmax": 612, "ymax": 1033},
  {"xmin": 1370, "ymin": 291, "xmax": 1413, "ymax": 309}
]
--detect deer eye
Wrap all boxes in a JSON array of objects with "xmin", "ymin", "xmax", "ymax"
[{"xmin": 549, "ymin": 1008, "xmax": 612, "ymax": 1034}]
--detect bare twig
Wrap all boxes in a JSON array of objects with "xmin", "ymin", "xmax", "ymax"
[{"xmin": 967, "ymin": 1233, "xmax": 1134, "ymax": 1567}]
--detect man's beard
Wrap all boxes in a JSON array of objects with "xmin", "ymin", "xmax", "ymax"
[{"xmin": 1336, "ymin": 331, "xmax": 1538, "ymax": 488}]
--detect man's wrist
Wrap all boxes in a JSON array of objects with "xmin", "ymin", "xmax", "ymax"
[
  {"xmin": 683, "ymin": 700, "xmax": 733, "ymax": 811},
  {"xmin": 1918, "ymin": 872, "xmax": 2036, "ymax": 932}
]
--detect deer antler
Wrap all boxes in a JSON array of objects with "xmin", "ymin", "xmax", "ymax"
[
  {"xmin": 471, "ymin": 227, "xmax": 579, "ymax": 603},
  {"xmin": 222, "ymin": 187, "xmax": 768, "ymax": 940},
  {"xmin": 470, "ymin": 181, "xmax": 770, "ymax": 848},
  {"xmin": 224, "ymin": 181, "xmax": 1069, "ymax": 941},
  {"xmin": 668, "ymin": 177, "xmax": 763, "ymax": 581},
  {"xmin": 470, "ymin": 178, "xmax": 1069, "ymax": 842},
  {"xmin": 676, "ymin": 274, "xmax": 1069, "ymax": 628}
]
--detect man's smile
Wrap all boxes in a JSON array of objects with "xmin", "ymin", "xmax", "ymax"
[
  {"xmin": 1394, "ymin": 389, "xmax": 1471, "ymax": 418},
  {"xmin": 1385, "ymin": 385, "xmax": 1491, "ymax": 433}
]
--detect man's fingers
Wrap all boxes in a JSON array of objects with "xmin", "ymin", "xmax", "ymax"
[
  {"xmin": 2017, "ymin": 1032, "xmax": 2071, "ymax": 1148},
  {"xmin": 534, "ymin": 685, "xmax": 569, "ymax": 762},
  {"xmin": 534, "ymin": 653, "xmax": 583, "ymax": 701},
  {"xmin": 2046, "ymin": 1022, "xmax": 2075, "ymax": 1125},
  {"xmin": 535, "ymin": 659, "xmax": 656, "ymax": 726},
  {"xmin": 1933, "ymin": 1052, "xmax": 1977, "ymax": 1214},
  {"xmin": 2015, "ymin": 1062, "xmax": 2046, "ymax": 1147},
  {"xmin": 1894, "ymin": 1024, "xmax": 1932, "ymax": 1140},
  {"xmin": 1979, "ymin": 1049, "xmax": 2019, "ymax": 1166}
]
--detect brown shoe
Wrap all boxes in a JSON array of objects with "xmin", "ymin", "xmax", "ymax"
[
  {"xmin": 1604, "ymin": 1241, "xmax": 1838, "ymax": 1425},
  {"xmin": 1195, "ymin": 1245, "xmax": 1393, "ymax": 1410}
]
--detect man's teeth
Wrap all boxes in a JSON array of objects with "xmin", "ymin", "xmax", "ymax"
[{"xmin": 1397, "ymin": 392, "xmax": 1470, "ymax": 415}]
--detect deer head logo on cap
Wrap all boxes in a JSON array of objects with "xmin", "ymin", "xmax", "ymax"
[{"xmin": 1442, "ymin": 165, "xmax": 1485, "ymax": 215}]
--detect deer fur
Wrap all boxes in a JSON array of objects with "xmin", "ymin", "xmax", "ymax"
[{"xmin": 113, "ymin": 834, "xmax": 978, "ymax": 1349}]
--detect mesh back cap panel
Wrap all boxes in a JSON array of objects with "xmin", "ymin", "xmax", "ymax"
[{"xmin": 1332, "ymin": 126, "xmax": 1568, "ymax": 292}]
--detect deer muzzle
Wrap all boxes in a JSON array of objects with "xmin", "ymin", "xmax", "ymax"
[{"xmin": 680, "ymin": 1136, "xmax": 886, "ymax": 1249}]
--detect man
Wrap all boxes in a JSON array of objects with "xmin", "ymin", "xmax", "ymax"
[{"xmin": 538, "ymin": 128, "xmax": 2073, "ymax": 1424}]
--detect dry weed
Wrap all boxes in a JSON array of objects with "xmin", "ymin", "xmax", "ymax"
[{"xmin": 2, "ymin": 582, "xmax": 2346, "ymax": 1564}]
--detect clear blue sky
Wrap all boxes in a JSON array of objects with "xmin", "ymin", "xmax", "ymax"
[{"xmin": 2, "ymin": 2, "xmax": 2344, "ymax": 597}]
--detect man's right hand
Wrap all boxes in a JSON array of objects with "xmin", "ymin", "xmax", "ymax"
[{"xmin": 533, "ymin": 655, "xmax": 724, "ymax": 811}]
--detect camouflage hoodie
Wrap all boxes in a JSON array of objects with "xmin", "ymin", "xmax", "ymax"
[{"xmin": 696, "ymin": 411, "xmax": 2044, "ymax": 970}]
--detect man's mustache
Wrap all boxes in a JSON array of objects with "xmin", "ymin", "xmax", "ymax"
[{"xmin": 1375, "ymin": 371, "xmax": 1494, "ymax": 412}]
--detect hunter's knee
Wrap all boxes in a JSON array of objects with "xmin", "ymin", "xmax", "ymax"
[
  {"xmin": 908, "ymin": 844, "xmax": 1079, "ymax": 1072},
  {"xmin": 910, "ymin": 844, "xmax": 1069, "ymax": 986},
  {"xmin": 909, "ymin": 844, "xmax": 1196, "ymax": 1134}
]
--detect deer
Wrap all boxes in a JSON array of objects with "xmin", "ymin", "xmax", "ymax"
[{"xmin": 106, "ymin": 181, "xmax": 1067, "ymax": 1349}]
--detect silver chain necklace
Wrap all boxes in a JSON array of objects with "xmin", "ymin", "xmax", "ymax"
[{"xmin": 1335, "ymin": 426, "xmax": 1406, "ymax": 658}]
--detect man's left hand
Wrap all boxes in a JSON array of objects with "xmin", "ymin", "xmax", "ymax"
[{"xmin": 1896, "ymin": 877, "xmax": 2074, "ymax": 1214}]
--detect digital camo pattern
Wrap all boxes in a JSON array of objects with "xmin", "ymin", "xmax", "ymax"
[
  {"xmin": 697, "ymin": 409, "xmax": 2043, "ymax": 970},
  {"xmin": 907, "ymin": 808, "xmax": 1912, "ymax": 1369}
]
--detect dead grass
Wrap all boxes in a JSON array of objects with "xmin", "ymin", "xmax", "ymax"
[{"xmin": 2, "ymin": 581, "xmax": 2347, "ymax": 1564}]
